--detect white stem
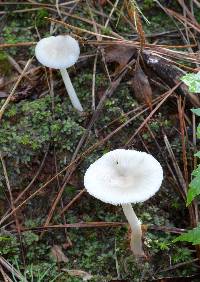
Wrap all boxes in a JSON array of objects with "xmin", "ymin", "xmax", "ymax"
[
  {"xmin": 60, "ymin": 68, "xmax": 83, "ymax": 112},
  {"xmin": 122, "ymin": 203, "xmax": 144, "ymax": 257}
]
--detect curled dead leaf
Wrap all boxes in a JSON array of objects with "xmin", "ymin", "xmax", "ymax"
[
  {"xmin": 105, "ymin": 45, "xmax": 136, "ymax": 76},
  {"xmin": 51, "ymin": 245, "xmax": 68, "ymax": 263},
  {"xmin": 132, "ymin": 63, "xmax": 152, "ymax": 109}
]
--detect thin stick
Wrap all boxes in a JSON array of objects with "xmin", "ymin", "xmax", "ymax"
[
  {"xmin": 11, "ymin": 223, "xmax": 186, "ymax": 234},
  {"xmin": 0, "ymin": 154, "xmax": 25, "ymax": 265},
  {"xmin": 0, "ymin": 265, "xmax": 12, "ymax": 282},
  {"xmin": 45, "ymin": 16, "xmax": 122, "ymax": 40},
  {"xmin": 60, "ymin": 189, "xmax": 86, "ymax": 215},
  {"xmin": 105, "ymin": 0, "xmax": 120, "ymax": 28},
  {"xmin": 159, "ymin": 258, "xmax": 199, "ymax": 272},
  {"xmin": 0, "ymin": 256, "xmax": 27, "ymax": 282},
  {"xmin": 178, "ymin": 97, "xmax": 188, "ymax": 185},
  {"xmin": 125, "ymin": 82, "xmax": 181, "ymax": 146},
  {"xmin": 0, "ymin": 58, "xmax": 33, "ymax": 121},
  {"xmin": 0, "ymin": 42, "xmax": 35, "ymax": 48}
]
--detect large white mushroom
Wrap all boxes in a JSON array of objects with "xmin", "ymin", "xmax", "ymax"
[
  {"xmin": 35, "ymin": 35, "xmax": 83, "ymax": 112},
  {"xmin": 84, "ymin": 149, "xmax": 163, "ymax": 257}
]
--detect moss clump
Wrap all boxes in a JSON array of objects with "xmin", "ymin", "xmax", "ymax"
[
  {"xmin": 0, "ymin": 96, "xmax": 85, "ymax": 191},
  {"xmin": 35, "ymin": 8, "xmax": 49, "ymax": 28},
  {"xmin": 0, "ymin": 51, "xmax": 11, "ymax": 75}
]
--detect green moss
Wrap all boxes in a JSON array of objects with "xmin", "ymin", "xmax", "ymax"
[
  {"xmin": 0, "ymin": 51, "xmax": 11, "ymax": 75},
  {"xmin": 35, "ymin": 8, "xmax": 49, "ymax": 28},
  {"xmin": 141, "ymin": 0, "xmax": 156, "ymax": 10}
]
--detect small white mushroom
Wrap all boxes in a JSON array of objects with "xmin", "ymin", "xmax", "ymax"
[
  {"xmin": 84, "ymin": 149, "xmax": 163, "ymax": 257},
  {"xmin": 35, "ymin": 35, "xmax": 83, "ymax": 111}
]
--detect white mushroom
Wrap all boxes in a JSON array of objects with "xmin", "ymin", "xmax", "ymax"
[
  {"xmin": 84, "ymin": 149, "xmax": 163, "ymax": 257},
  {"xmin": 35, "ymin": 35, "xmax": 83, "ymax": 112}
]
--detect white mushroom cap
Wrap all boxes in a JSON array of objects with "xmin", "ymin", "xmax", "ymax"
[
  {"xmin": 35, "ymin": 35, "xmax": 80, "ymax": 69},
  {"xmin": 84, "ymin": 149, "xmax": 163, "ymax": 205}
]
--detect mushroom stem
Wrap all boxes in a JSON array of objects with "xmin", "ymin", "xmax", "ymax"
[
  {"xmin": 60, "ymin": 68, "xmax": 83, "ymax": 112},
  {"xmin": 122, "ymin": 203, "xmax": 144, "ymax": 257}
]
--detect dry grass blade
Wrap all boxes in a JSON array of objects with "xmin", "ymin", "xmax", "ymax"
[
  {"xmin": 0, "ymin": 58, "xmax": 33, "ymax": 121},
  {"xmin": 104, "ymin": 0, "xmax": 120, "ymax": 28},
  {"xmin": 0, "ymin": 42, "xmax": 36, "ymax": 48},
  {"xmin": 125, "ymin": 82, "xmax": 181, "ymax": 147},
  {"xmin": 0, "ymin": 1, "xmax": 78, "ymax": 7},
  {"xmin": 21, "ymin": 222, "xmax": 127, "ymax": 232},
  {"xmin": 15, "ymin": 146, "xmax": 49, "ymax": 204},
  {"xmin": 12, "ymin": 223, "xmax": 185, "ymax": 235},
  {"xmin": 159, "ymin": 258, "xmax": 199, "ymax": 273},
  {"xmin": 0, "ymin": 154, "xmax": 25, "ymax": 264},
  {"xmin": 7, "ymin": 55, "xmax": 32, "ymax": 84},
  {"xmin": 125, "ymin": 0, "xmax": 146, "ymax": 49},
  {"xmin": 44, "ymin": 16, "xmax": 122, "ymax": 40},
  {"xmin": 1, "ymin": 148, "xmax": 50, "ymax": 225},
  {"xmin": 0, "ymin": 256, "xmax": 27, "ymax": 282},
  {"xmin": 0, "ymin": 265, "xmax": 12, "ymax": 282},
  {"xmin": 166, "ymin": 7, "xmax": 200, "ymax": 34},
  {"xmin": 163, "ymin": 134, "xmax": 187, "ymax": 197},
  {"xmin": 177, "ymin": 97, "xmax": 188, "ymax": 185},
  {"xmin": 60, "ymin": 189, "xmax": 86, "ymax": 215}
]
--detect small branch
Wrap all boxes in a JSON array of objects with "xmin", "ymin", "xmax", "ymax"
[{"xmin": 159, "ymin": 258, "xmax": 199, "ymax": 273}]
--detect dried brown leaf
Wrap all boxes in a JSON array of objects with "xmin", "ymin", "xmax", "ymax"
[
  {"xmin": 98, "ymin": 0, "xmax": 108, "ymax": 6},
  {"xmin": 132, "ymin": 63, "xmax": 152, "ymax": 109},
  {"xmin": 105, "ymin": 45, "xmax": 136, "ymax": 76},
  {"xmin": 51, "ymin": 245, "xmax": 68, "ymax": 263}
]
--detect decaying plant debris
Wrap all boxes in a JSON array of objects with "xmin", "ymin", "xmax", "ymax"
[{"xmin": 0, "ymin": 1, "xmax": 200, "ymax": 281}]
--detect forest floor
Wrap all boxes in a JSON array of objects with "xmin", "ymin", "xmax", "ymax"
[{"xmin": 0, "ymin": 1, "xmax": 200, "ymax": 281}]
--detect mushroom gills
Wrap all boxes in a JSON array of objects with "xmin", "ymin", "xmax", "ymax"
[
  {"xmin": 60, "ymin": 68, "xmax": 83, "ymax": 112},
  {"xmin": 122, "ymin": 203, "xmax": 145, "ymax": 257}
]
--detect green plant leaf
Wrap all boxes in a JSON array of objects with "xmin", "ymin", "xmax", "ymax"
[
  {"xmin": 191, "ymin": 108, "xmax": 200, "ymax": 116},
  {"xmin": 181, "ymin": 72, "xmax": 200, "ymax": 93},
  {"xmin": 194, "ymin": 151, "xmax": 200, "ymax": 158},
  {"xmin": 192, "ymin": 165, "xmax": 200, "ymax": 176},
  {"xmin": 187, "ymin": 170, "xmax": 200, "ymax": 205},
  {"xmin": 173, "ymin": 225, "xmax": 200, "ymax": 245}
]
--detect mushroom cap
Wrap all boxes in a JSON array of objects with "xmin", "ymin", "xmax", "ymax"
[
  {"xmin": 35, "ymin": 35, "xmax": 80, "ymax": 69},
  {"xmin": 84, "ymin": 149, "xmax": 163, "ymax": 205}
]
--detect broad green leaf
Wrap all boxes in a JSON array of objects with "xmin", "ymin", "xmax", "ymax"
[
  {"xmin": 192, "ymin": 165, "xmax": 200, "ymax": 176},
  {"xmin": 173, "ymin": 225, "xmax": 200, "ymax": 245},
  {"xmin": 0, "ymin": 236, "xmax": 10, "ymax": 242},
  {"xmin": 197, "ymin": 124, "xmax": 200, "ymax": 139},
  {"xmin": 191, "ymin": 108, "xmax": 200, "ymax": 116},
  {"xmin": 194, "ymin": 152, "xmax": 200, "ymax": 158},
  {"xmin": 187, "ymin": 170, "xmax": 200, "ymax": 205},
  {"xmin": 181, "ymin": 72, "xmax": 200, "ymax": 93}
]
